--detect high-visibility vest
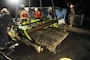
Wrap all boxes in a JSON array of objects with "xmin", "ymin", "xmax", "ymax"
[{"xmin": 34, "ymin": 10, "xmax": 42, "ymax": 19}]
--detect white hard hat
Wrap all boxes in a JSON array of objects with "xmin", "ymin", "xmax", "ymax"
[
  {"xmin": 70, "ymin": 4, "xmax": 74, "ymax": 8},
  {"xmin": 34, "ymin": 7, "xmax": 38, "ymax": 11},
  {"xmin": 48, "ymin": 7, "xmax": 52, "ymax": 10},
  {"xmin": 1, "ymin": 8, "xmax": 9, "ymax": 14},
  {"xmin": 24, "ymin": 7, "xmax": 29, "ymax": 11}
]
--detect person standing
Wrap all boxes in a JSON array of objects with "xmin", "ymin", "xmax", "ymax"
[
  {"xmin": 0, "ymin": 8, "xmax": 14, "ymax": 50},
  {"xmin": 69, "ymin": 4, "xmax": 75, "ymax": 29}
]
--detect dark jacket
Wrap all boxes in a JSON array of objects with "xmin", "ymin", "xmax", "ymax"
[{"xmin": 0, "ymin": 13, "xmax": 14, "ymax": 27}]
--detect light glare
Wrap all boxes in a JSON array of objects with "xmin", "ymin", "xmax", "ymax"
[
  {"xmin": 8, "ymin": 0, "xmax": 19, "ymax": 4},
  {"xmin": 5, "ymin": 0, "xmax": 20, "ymax": 7},
  {"xmin": 59, "ymin": 57, "xmax": 72, "ymax": 60}
]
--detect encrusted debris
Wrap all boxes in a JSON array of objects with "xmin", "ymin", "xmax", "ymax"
[{"xmin": 29, "ymin": 27, "xmax": 69, "ymax": 53}]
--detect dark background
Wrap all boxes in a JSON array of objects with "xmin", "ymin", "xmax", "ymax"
[{"xmin": 0, "ymin": 0, "xmax": 90, "ymax": 17}]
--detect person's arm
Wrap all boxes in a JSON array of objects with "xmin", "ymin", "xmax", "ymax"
[
  {"xmin": 46, "ymin": 10, "xmax": 50, "ymax": 18},
  {"xmin": 27, "ymin": 12, "xmax": 30, "ymax": 19},
  {"xmin": 20, "ymin": 11, "xmax": 23, "ymax": 22}
]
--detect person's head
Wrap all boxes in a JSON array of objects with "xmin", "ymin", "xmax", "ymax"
[
  {"xmin": 24, "ymin": 7, "xmax": 29, "ymax": 11},
  {"xmin": 34, "ymin": 7, "xmax": 38, "ymax": 11},
  {"xmin": 48, "ymin": 7, "xmax": 52, "ymax": 10},
  {"xmin": 48, "ymin": 7, "xmax": 53, "ymax": 13},
  {"xmin": 70, "ymin": 4, "xmax": 74, "ymax": 8},
  {"xmin": 1, "ymin": 8, "xmax": 9, "ymax": 14}
]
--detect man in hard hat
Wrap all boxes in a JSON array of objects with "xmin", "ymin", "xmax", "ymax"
[
  {"xmin": 0, "ymin": 8, "xmax": 14, "ymax": 50},
  {"xmin": 34, "ymin": 7, "xmax": 42, "ymax": 19},
  {"xmin": 1, "ymin": 8, "xmax": 10, "ymax": 14},
  {"xmin": 47, "ymin": 7, "xmax": 54, "ymax": 19},
  {"xmin": 20, "ymin": 7, "xmax": 30, "ymax": 23},
  {"xmin": 69, "ymin": 4, "xmax": 75, "ymax": 29}
]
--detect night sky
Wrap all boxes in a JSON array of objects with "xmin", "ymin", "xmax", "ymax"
[
  {"xmin": 0, "ymin": 0, "xmax": 90, "ymax": 17},
  {"xmin": 0, "ymin": 0, "xmax": 87, "ymax": 9}
]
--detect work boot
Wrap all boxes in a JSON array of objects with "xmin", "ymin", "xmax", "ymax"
[
  {"xmin": 9, "ymin": 43, "xmax": 19, "ymax": 49},
  {"xmin": 0, "ymin": 47, "xmax": 5, "ymax": 50},
  {"xmin": 35, "ymin": 46, "xmax": 43, "ymax": 53}
]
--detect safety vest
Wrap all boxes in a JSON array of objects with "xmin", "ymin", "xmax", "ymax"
[
  {"xmin": 34, "ymin": 10, "xmax": 42, "ymax": 19},
  {"xmin": 22, "ymin": 11, "xmax": 28, "ymax": 18}
]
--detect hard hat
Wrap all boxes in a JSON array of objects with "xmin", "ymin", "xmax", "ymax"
[
  {"xmin": 24, "ymin": 7, "xmax": 29, "ymax": 11},
  {"xmin": 1, "ymin": 8, "xmax": 9, "ymax": 14},
  {"xmin": 34, "ymin": 7, "xmax": 38, "ymax": 11},
  {"xmin": 48, "ymin": 7, "xmax": 52, "ymax": 10},
  {"xmin": 70, "ymin": 4, "xmax": 74, "ymax": 8}
]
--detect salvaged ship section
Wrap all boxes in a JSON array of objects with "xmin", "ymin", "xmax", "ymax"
[
  {"xmin": 16, "ymin": 19, "xmax": 69, "ymax": 53},
  {"xmin": 29, "ymin": 27, "xmax": 69, "ymax": 53}
]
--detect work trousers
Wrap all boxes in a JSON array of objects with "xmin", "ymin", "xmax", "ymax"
[{"xmin": 0, "ymin": 25, "xmax": 8, "ymax": 47}]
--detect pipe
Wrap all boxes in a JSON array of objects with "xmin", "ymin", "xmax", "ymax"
[{"xmin": 27, "ymin": 20, "xmax": 57, "ymax": 33}]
